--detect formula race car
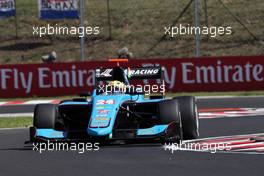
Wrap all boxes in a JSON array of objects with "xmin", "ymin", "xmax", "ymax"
[{"xmin": 28, "ymin": 60, "xmax": 199, "ymax": 144}]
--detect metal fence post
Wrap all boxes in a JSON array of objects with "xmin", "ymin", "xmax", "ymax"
[
  {"xmin": 80, "ymin": 0, "xmax": 85, "ymax": 61},
  {"xmin": 194, "ymin": 0, "xmax": 200, "ymax": 57}
]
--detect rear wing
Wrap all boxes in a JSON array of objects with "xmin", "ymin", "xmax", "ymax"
[{"xmin": 95, "ymin": 67, "xmax": 163, "ymax": 81}]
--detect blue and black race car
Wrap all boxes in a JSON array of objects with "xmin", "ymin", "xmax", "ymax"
[{"xmin": 28, "ymin": 60, "xmax": 199, "ymax": 144}]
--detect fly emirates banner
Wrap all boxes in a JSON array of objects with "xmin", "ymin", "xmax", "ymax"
[{"xmin": 0, "ymin": 56, "xmax": 263, "ymax": 98}]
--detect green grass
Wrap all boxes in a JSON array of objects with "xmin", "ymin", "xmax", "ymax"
[
  {"xmin": 0, "ymin": 0, "xmax": 263, "ymax": 63},
  {"xmin": 0, "ymin": 117, "xmax": 32, "ymax": 128}
]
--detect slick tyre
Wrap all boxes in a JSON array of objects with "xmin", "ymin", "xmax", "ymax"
[
  {"xmin": 33, "ymin": 104, "xmax": 57, "ymax": 129},
  {"xmin": 159, "ymin": 99, "xmax": 181, "ymax": 124},
  {"xmin": 174, "ymin": 96, "xmax": 199, "ymax": 139},
  {"xmin": 159, "ymin": 99, "xmax": 182, "ymax": 143}
]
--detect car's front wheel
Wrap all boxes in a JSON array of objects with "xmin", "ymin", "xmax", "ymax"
[
  {"xmin": 174, "ymin": 96, "xmax": 199, "ymax": 139},
  {"xmin": 33, "ymin": 104, "xmax": 58, "ymax": 129},
  {"xmin": 159, "ymin": 99, "xmax": 182, "ymax": 143}
]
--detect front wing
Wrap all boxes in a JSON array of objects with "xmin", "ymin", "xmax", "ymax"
[{"xmin": 27, "ymin": 122, "xmax": 182, "ymax": 143}]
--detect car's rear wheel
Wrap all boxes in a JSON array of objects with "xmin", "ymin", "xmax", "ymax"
[
  {"xmin": 33, "ymin": 104, "xmax": 57, "ymax": 129},
  {"xmin": 174, "ymin": 96, "xmax": 199, "ymax": 139}
]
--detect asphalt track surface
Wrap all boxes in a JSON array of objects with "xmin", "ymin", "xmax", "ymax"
[{"xmin": 0, "ymin": 97, "xmax": 264, "ymax": 176}]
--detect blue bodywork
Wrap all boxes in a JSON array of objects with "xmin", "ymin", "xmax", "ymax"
[{"xmin": 34, "ymin": 90, "xmax": 168, "ymax": 140}]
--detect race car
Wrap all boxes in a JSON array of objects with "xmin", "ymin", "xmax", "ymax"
[{"xmin": 28, "ymin": 61, "xmax": 199, "ymax": 144}]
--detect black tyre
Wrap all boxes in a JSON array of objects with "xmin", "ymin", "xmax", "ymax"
[
  {"xmin": 159, "ymin": 99, "xmax": 182, "ymax": 143},
  {"xmin": 33, "ymin": 104, "xmax": 57, "ymax": 129},
  {"xmin": 174, "ymin": 96, "xmax": 199, "ymax": 139},
  {"xmin": 159, "ymin": 99, "xmax": 181, "ymax": 124}
]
